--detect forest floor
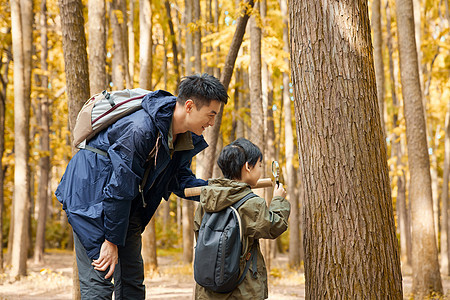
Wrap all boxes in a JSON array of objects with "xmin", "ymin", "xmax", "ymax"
[{"xmin": 0, "ymin": 250, "xmax": 448, "ymax": 299}]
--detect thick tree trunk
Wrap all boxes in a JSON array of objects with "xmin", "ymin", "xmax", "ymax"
[
  {"xmin": 10, "ymin": 0, "xmax": 33, "ymax": 279},
  {"xmin": 371, "ymin": 0, "xmax": 386, "ymax": 137},
  {"xmin": 88, "ymin": 0, "xmax": 107, "ymax": 94},
  {"xmin": 290, "ymin": 0, "xmax": 403, "ymax": 298},
  {"xmin": 59, "ymin": 0, "xmax": 90, "ymax": 297},
  {"xmin": 139, "ymin": 0, "xmax": 152, "ymax": 90},
  {"xmin": 34, "ymin": 0, "xmax": 50, "ymax": 264},
  {"xmin": 395, "ymin": 0, "xmax": 443, "ymax": 296}
]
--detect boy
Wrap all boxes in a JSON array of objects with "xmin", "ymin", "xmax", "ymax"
[{"xmin": 194, "ymin": 138, "xmax": 290, "ymax": 299}]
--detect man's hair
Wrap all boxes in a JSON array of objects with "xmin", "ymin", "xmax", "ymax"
[
  {"xmin": 177, "ymin": 73, "xmax": 228, "ymax": 109},
  {"xmin": 217, "ymin": 138, "xmax": 263, "ymax": 180}
]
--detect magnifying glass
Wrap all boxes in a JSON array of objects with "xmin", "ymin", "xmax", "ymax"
[{"xmin": 272, "ymin": 161, "xmax": 280, "ymax": 187}]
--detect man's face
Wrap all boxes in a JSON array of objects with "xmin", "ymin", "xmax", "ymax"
[{"xmin": 185, "ymin": 99, "xmax": 222, "ymax": 135}]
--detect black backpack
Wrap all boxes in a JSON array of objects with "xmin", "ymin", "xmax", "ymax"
[{"xmin": 194, "ymin": 192, "xmax": 258, "ymax": 293}]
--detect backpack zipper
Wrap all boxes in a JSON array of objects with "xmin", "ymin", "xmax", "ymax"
[{"xmin": 219, "ymin": 228, "xmax": 228, "ymax": 283}]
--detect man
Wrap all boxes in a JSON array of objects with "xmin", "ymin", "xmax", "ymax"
[{"xmin": 55, "ymin": 73, "xmax": 228, "ymax": 299}]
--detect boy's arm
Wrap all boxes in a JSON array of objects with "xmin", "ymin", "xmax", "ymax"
[{"xmin": 240, "ymin": 196, "xmax": 291, "ymax": 240}]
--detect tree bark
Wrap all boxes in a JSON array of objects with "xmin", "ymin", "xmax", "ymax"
[
  {"xmin": 128, "ymin": 0, "xmax": 135, "ymax": 87},
  {"xmin": 185, "ymin": 0, "xmax": 193, "ymax": 75},
  {"xmin": 110, "ymin": 0, "xmax": 129, "ymax": 90},
  {"xmin": 371, "ymin": 0, "xmax": 386, "ymax": 138},
  {"xmin": 10, "ymin": 0, "xmax": 32, "ymax": 279},
  {"xmin": 0, "ymin": 37, "xmax": 11, "ymax": 273},
  {"xmin": 139, "ymin": 0, "xmax": 152, "ymax": 90},
  {"xmin": 88, "ymin": 0, "xmax": 107, "ymax": 94},
  {"xmin": 59, "ymin": 0, "xmax": 90, "ymax": 297},
  {"xmin": 395, "ymin": 0, "xmax": 443, "ymax": 296},
  {"xmin": 280, "ymin": 0, "xmax": 300, "ymax": 269},
  {"xmin": 290, "ymin": 0, "xmax": 403, "ymax": 298},
  {"xmin": 386, "ymin": 0, "xmax": 411, "ymax": 268},
  {"xmin": 34, "ymin": 0, "xmax": 50, "ymax": 264},
  {"xmin": 142, "ymin": 218, "xmax": 158, "ymax": 273},
  {"xmin": 441, "ymin": 98, "xmax": 450, "ymax": 276},
  {"xmin": 193, "ymin": 0, "xmax": 201, "ymax": 73},
  {"xmin": 164, "ymin": 0, "xmax": 180, "ymax": 86},
  {"xmin": 182, "ymin": 200, "xmax": 194, "ymax": 263}
]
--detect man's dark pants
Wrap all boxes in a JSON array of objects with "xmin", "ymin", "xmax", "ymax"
[{"xmin": 74, "ymin": 210, "xmax": 145, "ymax": 300}]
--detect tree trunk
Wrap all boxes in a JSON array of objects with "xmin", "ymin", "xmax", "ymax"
[
  {"xmin": 371, "ymin": 0, "xmax": 386, "ymax": 138},
  {"xmin": 142, "ymin": 218, "xmax": 158, "ymax": 273},
  {"xmin": 290, "ymin": 0, "xmax": 403, "ymax": 298},
  {"xmin": 34, "ymin": 0, "xmax": 50, "ymax": 264},
  {"xmin": 182, "ymin": 200, "xmax": 194, "ymax": 263},
  {"xmin": 139, "ymin": 0, "xmax": 152, "ymax": 90},
  {"xmin": 0, "ymin": 38, "xmax": 11, "ymax": 273},
  {"xmin": 395, "ymin": 0, "xmax": 443, "ymax": 296},
  {"xmin": 200, "ymin": 0, "xmax": 255, "ymax": 179},
  {"xmin": 88, "ymin": 0, "xmax": 107, "ymax": 94},
  {"xmin": 59, "ymin": 0, "xmax": 90, "ymax": 297},
  {"xmin": 386, "ymin": 0, "xmax": 412, "ymax": 268},
  {"xmin": 185, "ymin": 0, "xmax": 193, "ymax": 75},
  {"xmin": 110, "ymin": 0, "xmax": 129, "ymax": 90},
  {"xmin": 279, "ymin": 0, "xmax": 300, "ymax": 269},
  {"xmin": 193, "ymin": 0, "xmax": 201, "ymax": 73},
  {"xmin": 128, "ymin": 0, "xmax": 135, "ymax": 87},
  {"xmin": 441, "ymin": 99, "xmax": 450, "ymax": 276},
  {"xmin": 10, "ymin": 0, "xmax": 33, "ymax": 279},
  {"xmin": 164, "ymin": 0, "xmax": 180, "ymax": 86}
]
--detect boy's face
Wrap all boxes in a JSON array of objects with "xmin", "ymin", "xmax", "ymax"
[
  {"xmin": 185, "ymin": 99, "xmax": 222, "ymax": 135},
  {"xmin": 247, "ymin": 159, "xmax": 263, "ymax": 187}
]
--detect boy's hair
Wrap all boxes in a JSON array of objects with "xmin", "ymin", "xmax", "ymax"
[
  {"xmin": 217, "ymin": 138, "xmax": 263, "ymax": 180},
  {"xmin": 177, "ymin": 73, "xmax": 228, "ymax": 109}
]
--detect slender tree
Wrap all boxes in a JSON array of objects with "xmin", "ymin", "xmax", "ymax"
[
  {"xmin": 0, "ymin": 36, "xmax": 11, "ymax": 273},
  {"xmin": 128, "ymin": 0, "xmax": 135, "ymax": 87},
  {"xmin": 59, "ymin": 0, "xmax": 90, "ymax": 297},
  {"xmin": 200, "ymin": 0, "xmax": 255, "ymax": 179},
  {"xmin": 139, "ymin": 0, "xmax": 152, "ymax": 90},
  {"xmin": 395, "ymin": 0, "xmax": 443, "ymax": 296},
  {"xmin": 442, "ymin": 98, "xmax": 450, "ymax": 275},
  {"xmin": 88, "ymin": 0, "xmax": 107, "ymax": 94},
  {"xmin": 110, "ymin": 0, "xmax": 129, "ymax": 90},
  {"xmin": 164, "ymin": 0, "xmax": 180, "ymax": 86},
  {"xmin": 34, "ymin": 0, "xmax": 50, "ymax": 264},
  {"xmin": 371, "ymin": 0, "xmax": 386, "ymax": 137},
  {"xmin": 193, "ymin": 0, "xmax": 201, "ymax": 73},
  {"xmin": 280, "ymin": 0, "xmax": 300, "ymax": 268},
  {"xmin": 290, "ymin": 0, "xmax": 403, "ymax": 297},
  {"xmin": 10, "ymin": 0, "xmax": 33, "ymax": 279}
]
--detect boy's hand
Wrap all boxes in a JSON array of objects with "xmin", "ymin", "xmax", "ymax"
[
  {"xmin": 92, "ymin": 239, "xmax": 118, "ymax": 279},
  {"xmin": 273, "ymin": 182, "xmax": 287, "ymax": 198}
]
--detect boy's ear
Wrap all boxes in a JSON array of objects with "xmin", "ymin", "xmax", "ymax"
[{"xmin": 244, "ymin": 162, "xmax": 251, "ymax": 172}]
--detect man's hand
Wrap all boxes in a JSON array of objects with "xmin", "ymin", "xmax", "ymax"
[{"xmin": 91, "ymin": 239, "xmax": 118, "ymax": 279}]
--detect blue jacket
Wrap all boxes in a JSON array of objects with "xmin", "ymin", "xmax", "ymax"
[{"xmin": 55, "ymin": 90, "xmax": 208, "ymax": 259}]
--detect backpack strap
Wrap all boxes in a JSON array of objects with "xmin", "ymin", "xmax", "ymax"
[
  {"xmin": 236, "ymin": 242, "xmax": 258, "ymax": 285},
  {"xmin": 232, "ymin": 192, "xmax": 257, "ymax": 210},
  {"xmin": 84, "ymin": 144, "xmax": 108, "ymax": 157}
]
